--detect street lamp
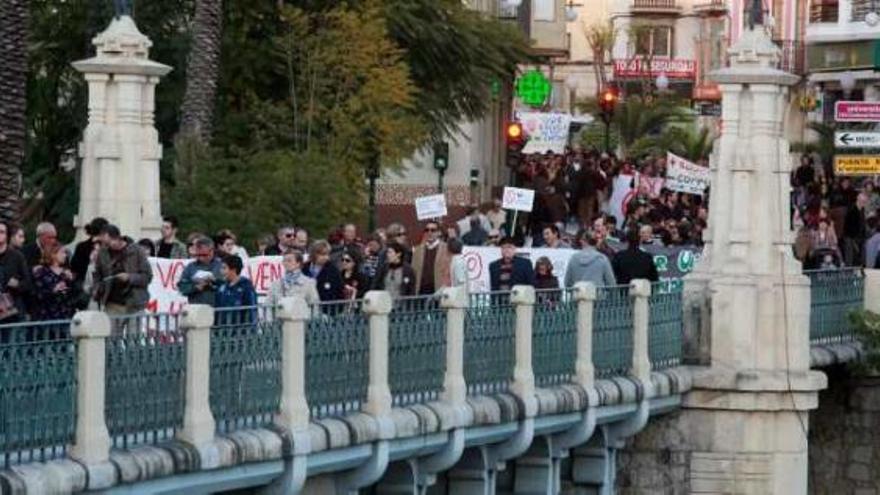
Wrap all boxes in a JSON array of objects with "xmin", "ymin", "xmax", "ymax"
[
  {"xmin": 840, "ymin": 71, "xmax": 856, "ymax": 97},
  {"xmin": 565, "ymin": 74, "xmax": 578, "ymax": 113},
  {"xmin": 656, "ymin": 72, "xmax": 670, "ymax": 92},
  {"xmin": 365, "ymin": 152, "xmax": 381, "ymax": 233},
  {"xmin": 565, "ymin": 6, "xmax": 579, "ymax": 22}
]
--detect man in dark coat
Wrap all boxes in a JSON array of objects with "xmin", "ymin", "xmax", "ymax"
[
  {"xmin": 303, "ymin": 240, "xmax": 344, "ymax": 302},
  {"xmin": 489, "ymin": 237, "xmax": 535, "ymax": 291},
  {"xmin": 0, "ymin": 222, "xmax": 32, "ymax": 324},
  {"xmin": 612, "ymin": 227, "xmax": 659, "ymax": 285},
  {"xmin": 93, "ymin": 225, "xmax": 152, "ymax": 315}
]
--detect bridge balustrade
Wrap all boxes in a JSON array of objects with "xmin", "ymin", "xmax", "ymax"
[
  {"xmin": 0, "ymin": 279, "xmax": 696, "ymax": 480},
  {"xmin": 807, "ymin": 268, "xmax": 864, "ymax": 345}
]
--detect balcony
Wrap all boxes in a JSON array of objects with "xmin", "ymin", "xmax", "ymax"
[
  {"xmin": 806, "ymin": 0, "xmax": 880, "ymax": 43},
  {"xmin": 809, "ymin": 0, "xmax": 839, "ymax": 23},
  {"xmin": 631, "ymin": 0, "xmax": 683, "ymax": 15},
  {"xmin": 851, "ymin": 0, "xmax": 877, "ymax": 22},
  {"xmin": 774, "ymin": 39, "xmax": 806, "ymax": 75},
  {"xmin": 693, "ymin": 0, "xmax": 728, "ymax": 16}
]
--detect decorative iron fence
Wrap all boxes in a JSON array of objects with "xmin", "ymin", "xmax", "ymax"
[
  {"xmin": 0, "ymin": 320, "xmax": 76, "ymax": 467},
  {"xmin": 593, "ymin": 286, "xmax": 634, "ymax": 378},
  {"xmin": 807, "ymin": 268, "xmax": 864, "ymax": 345},
  {"xmin": 648, "ymin": 283, "xmax": 684, "ymax": 370},
  {"xmin": 105, "ymin": 313, "xmax": 185, "ymax": 448},
  {"xmin": 532, "ymin": 288, "xmax": 577, "ymax": 387},
  {"xmin": 388, "ymin": 296, "xmax": 447, "ymax": 407},
  {"xmin": 306, "ymin": 300, "xmax": 369, "ymax": 418},
  {"xmin": 464, "ymin": 292, "xmax": 516, "ymax": 395},
  {"xmin": 210, "ymin": 306, "xmax": 282, "ymax": 432}
]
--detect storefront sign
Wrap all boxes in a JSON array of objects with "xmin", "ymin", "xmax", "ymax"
[
  {"xmin": 835, "ymin": 101, "xmax": 880, "ymax": 122},
  {"xmin": 613, "ymin": 58, "xmax": 696, "ymax": 79},
  {"xmin": 807, "ymin": 40, "xmax": 880, "ymax": 72},
  {"xmin": 834, "ymin": 155, "xmax": 880, "ymax": 175}
]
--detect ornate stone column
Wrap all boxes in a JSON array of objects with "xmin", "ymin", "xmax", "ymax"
[
  {"xmin": 72, "ymin": 16, "xmax": 171, "ymax": 240},
  {"xmin": 679, "ymin": 25, "xmax": 827, "ymax": 493}
]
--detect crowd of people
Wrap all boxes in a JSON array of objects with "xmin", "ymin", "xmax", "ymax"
[{"xmin": 0, "ymin": 147, "xmax": 873, "ymax": 326}]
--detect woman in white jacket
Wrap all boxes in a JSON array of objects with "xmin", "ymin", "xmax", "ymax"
[{"xmin": 268, "ymin": 250, "xmax": 319, "ymax": 306}]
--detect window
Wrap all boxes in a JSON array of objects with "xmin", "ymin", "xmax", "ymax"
[
  {"xmin": 533, "ymin": 0, "xmax": 555, "ymax": 21},
  {"xmin": 809, "ymin": 0, "xmax": 838, "ymax": 23},
  {"xmin": 634, "ymin": 26, "xmax": 673, "ymax": 57}
]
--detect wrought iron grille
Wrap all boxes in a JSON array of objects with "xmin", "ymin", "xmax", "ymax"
[
  {"xmin": 464, "ymin": 291, "xmax": 516, "ymax": 395},
  {"xmin": 593, "ymin": 286, "xmax": 634, "ymax": 378},
  {"xmin": 388, "ymin": 295, "xmax": 447, "ymax": 407},
  {"xmin": 532, "ymin": 288, "xmax": 577, "ymax": 387}
]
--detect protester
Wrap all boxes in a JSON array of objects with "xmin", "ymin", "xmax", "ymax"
[
  {"xmin": 542, "ymin": 224, "xmax": 570, "ymax": 249},
  {"xmin": 612, "ymin": 228, "xmax": 659, "ymax": 284},
  {"xmin": 215, "ymin": 255, "xmax": 258, "ymax": 308},
  {"xmin": 339, "ymin": 250, "xmax": 368, "ymax": 299},
  {"xmin": 0, "ymin": 222, "xmax": 32, "ymax": 324},
  {"xmin": 22, "ymin": 222, "xmax": 59, "ymax": 268},
  {"xmin": 303, "ymin": 240, "xmax": 344, "ymax": 302},
  {"xmin": 412, "ymin": 220, "xmax": 450, "ymax": 295},
  {"xmin": 215, "ymin": 229, "xmax": 247, "ymax": 258},
  {"xmin": 264, "ymin": 226, "xmax": 297, "ymax": 256},
  {"xmin": 372, "ymin": 242, "xmax": 416, "ymax": 298},
  {"xmin": 360, "ymin": 235, "xmax": 383, "ymax": 285},
  {"xmin": 137, "ymin": 238, "xmax": 155, "ymax": 258},
  {"xmin": 155, "ymin": 216, "xmax": 188, "ymax": 259},
  {"xmin": 565, "ymin": 230, "xmax": 617, "ymax": 287},
  {"xmin": 71, "ymin": 217, "xmax": 108, "ymax": 282},
  {"xmin": 7, "ymin": 223, "xmax": 25, "ymax": 251},
  {"xmin": 534, "ymin": 257, "xmax": 559, "ymax": 290},
  {"xmin": 178, "ymin": 236, "xmax": 223, "ymax": 306},
  {"xmin": 31, "ymin": 245, "xmax": 78, "ymax": 321},
  {"xmin": 92, "ymin": 225, "xmax": 152, "ymax": 315},
  {"xmin": 268, "ymin": 250, "xmax": 319, "ymax": 304},
  {"xmin": 489, "ymin": 237, "xmax": 535, "ymax": 291}
]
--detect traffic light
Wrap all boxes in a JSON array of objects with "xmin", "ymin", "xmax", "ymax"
[
  {"xmin": 598, "ymin": 87, "xmax": 618, "ymax": 122},
  {"xmin": 433, "ymin": 141, "xmax": 449, "ymax": 171},
  {"xmin": 505, "ymin": 121, "xmax": 525, "ymax": 169}
]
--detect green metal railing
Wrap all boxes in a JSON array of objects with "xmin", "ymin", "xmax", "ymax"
[
  {"xmin": 808, "ymin": 268, "xmax": 864, "ymax": 345},
  {"xmin": 210, "ymin": 306, "xmax": 282, "ymax": 432},
  {"xmin": 389, "ymin": 296, "xmax": 447, "ymax": 407},
  {"xmin": 648, "ymin": 282, "xmax": 684, "ymax": 370},
  {"xmin": 533, "ymin": 288, "xmax": 577, "ymax": 387},
  {"xmin": 593, "ymin": 286, "xmax": 634, "ymax": 378},
  {"xmin": 105, "ymin": 313, "xmax": 185, "ymax": 448},
  {"xmin": 0, "ymin": 320, "xmax": 76, "ymax": 467},
  {"xmin": 306, "ymin": 300, "xmax": 369, "ymax": 418},
  {"xmin": 464, "ymin": 292, "xmax": 516, "ymax": 395}
]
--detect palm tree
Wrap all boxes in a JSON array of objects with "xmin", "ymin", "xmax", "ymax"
[
  {"xmin": 614, "ymin": 95, "xmax": 692, "ymax": 155},
  {"xmin": 0, "ymin": 0, "xmax": 27, "ymax": 223},
  {"xmin": 178, "ymin": 0, "xmax": 223, "ymax": 146}
]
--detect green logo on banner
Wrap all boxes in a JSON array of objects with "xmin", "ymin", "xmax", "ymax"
[
  {"xmin": 654, "ymin": 255, "xmax": 669, "ymax": 272},
  {"xmin": 516, "ymin": 70, "xmax": 551, "ymax": 107},
  {"xmin": 677, "ymin": 250, "xmax": 695, "ymax": 273}
]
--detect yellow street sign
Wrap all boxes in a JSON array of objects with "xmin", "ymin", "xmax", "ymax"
[{"xmin": 834, "ymin": 155, "xmax": 880, "ymax": 175}]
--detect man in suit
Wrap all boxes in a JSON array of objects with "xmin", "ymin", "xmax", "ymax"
[
  {"xmin": 489, "ymin": 237, "xmax": 535, "ymax": 291},
  {"xmin": 412, "ymin": 220, "xmax": 451, "ymax": 295},
  {"xmin": 612, "ymin": 227, "xmax": 659, "ymax": 285}
]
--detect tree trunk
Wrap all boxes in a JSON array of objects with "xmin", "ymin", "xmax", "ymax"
[
  {"xmin": 178, "ymin": 0, "xmax": 223, "ymax": 144},
  {"xmin": 0, "ymin": 0, "xmax": 27, "ymax": 223}
]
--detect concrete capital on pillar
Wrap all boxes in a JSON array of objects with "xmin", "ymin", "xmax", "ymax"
[
  {"xmin": 865, "ymin": 269, "xmax": 880, "ymax": 314},
  {"xmin": 629, "ymin": 279, "xmax": 652, "ymax": 298},
  {"xmin": 364, "ymin": 290, "xmax": 393, "ymax": 315},
  {"xmin": 573, "ymin": 281, "xmax": 597, "ymax": 302},
  {"xmin": 629, "ymin": 280, "xmax": 653, "ymax": 389},
  {"xmin": 181, "ymin": 304, "xmax": 214, "ymax": 331},
  {"xmin": 511, "ymin": 285, "xmax": 537, "ymax": 415},
  {"xmin": 439, "ymin": 286, "xmax": 469, "ymax": 310},
  {"xmin": 277, "ymin": 294, "xmax": 311, "ymax": 322},
  {"xmin": 71, "ymin": 311, "xmax": 112, "ymax": 338},
  {"xmin": 69, "ymin": 311, "xmax": 112, "ymax": 470},
  {"xmin": 511, "ymin": 285, "xmax": 536, "ymax": 305},
  {"xmin": 276, "ymin": 296, "xmax": 311, "ymax": 452}
]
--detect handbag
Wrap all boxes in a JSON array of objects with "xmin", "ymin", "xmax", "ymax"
[{"xmin": 0, "ymin": 292, "xmax": 19, "ymax": 321}]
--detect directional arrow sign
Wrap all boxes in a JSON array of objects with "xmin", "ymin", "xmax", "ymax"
[{"xmin": 835, "ymin": 131, "xmax": 880, "ymax": 148}]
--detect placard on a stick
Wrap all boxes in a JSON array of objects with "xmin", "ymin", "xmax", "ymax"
[
  {"xmin": 502, "ymin": 187, "xmax": 535, "ymax": 212},
  {"xmin": 415, "ymin": 194, "xmax": 447, "ymax": 220}
]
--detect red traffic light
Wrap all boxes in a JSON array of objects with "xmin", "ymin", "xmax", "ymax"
[
  {"xmin": 506, "ymin": 122, "xmax": 523, "ymax": 140},
  {"xmin": 599, "ymin": 87, "xmax": 619, "ymax": 115}
]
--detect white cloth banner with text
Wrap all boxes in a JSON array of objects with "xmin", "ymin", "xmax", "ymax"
[
  {"xmin": 665, "ymin": 152, "xmax": 710, "ymax": 195},
  {"xmin": 519, "ymin": 112, "xmax": 572, "ymax": 155}
]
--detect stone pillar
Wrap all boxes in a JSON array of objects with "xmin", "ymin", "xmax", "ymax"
[
  {"xmin": 72, "ymin": 16, "xmax": 171, "ymax": 240},
  {"xmin": 69, "ymin": 311, "xmax": 112, "ymax": 465},
  {"xmin": 573, "ymin": 282, "xmax": 597, "ymax": 389},
  {"xmin": 363, "ymin": 290, "xmax": 393, "ymax": 418},
  {"xmin": 510, "ymin": 285, "xmax": 536, "ymax": 407},
  {"xmin": 440, "ymin": 286, "xmax": 469, "ymax": 408},
  {"xmin": 630, "ymin": 280, "xmax": 653, "ymax": 386},
  {"xmin": 864, "ymin": 269, "xmax": 880, "ymax": 314},
  {"xmin": 177, "ymin": 305, "xmax": 217, "ymax": 455},
  {"xmin": 275, "ymin": 296, "xmax": 311, "ymax": 440},
  {"xmin": 660, "ymin": 24, "xmax": 828, "ymax": 494}
]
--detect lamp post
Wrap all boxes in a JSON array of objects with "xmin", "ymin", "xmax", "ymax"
[
  {"xmin": 840, "ymin": 71, "xmax": 856, "ymax": 98},
  {"xmin": 565, "ymin": 74, "xmax": 578, "ymax": 114},
  {"xmin": 366, "ymin": 152, "xmax": 380, "ymax": 233},
  {"xmin": 433, "ymin": 142, "xmax": 449, "ymax": 193}
]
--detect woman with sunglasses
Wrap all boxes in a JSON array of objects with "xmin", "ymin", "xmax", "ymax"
[{"xmin": 339, "ymin": 250, "xmax": 367, "ymax": 300}]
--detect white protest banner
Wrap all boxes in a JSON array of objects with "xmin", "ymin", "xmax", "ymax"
[
  {"xmin": 502, "ymin": 186, "xmax": 536, "ymax": 212},
  {"xmin": 607, "ymin": 174, "xmax": 635, "ymax": 229},
  {"xmin": 519, "ymin": 112, "xmax": 572, "ymax": 155},
  {"xmin": 415, "ymin": 194, "xmax": 448, "ymax": 220},
  {"xmin": 665, "ymin": 152, "xmax": 710, "ymax": 195},
  {"xmin": 146, "ymin": 256, "xmax": 284, "ymax": 314}
]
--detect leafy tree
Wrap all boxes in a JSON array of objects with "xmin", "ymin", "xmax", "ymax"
[
  {"xmin": 629, "ymin": 125, "xmax": 715, "ymax": 162},
  {"xmin": 612, "ymin": 95, "xmax": 693, "ymax": 155},
  {"xmin": 178, "ymin": 0, "xmax": 222, "ymax": 145},
  {"xmin": 582, "ymin": 22, "xmax": 615, "ymax": 96}
]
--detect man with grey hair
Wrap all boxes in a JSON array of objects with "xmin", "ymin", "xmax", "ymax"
[
  {"xmin": 22, "ymin": 221, "xmax": 59, "ymax": 269},
  {"xmin": 178, "ymin": 236, "xmax": 223, "ymax": 306}
]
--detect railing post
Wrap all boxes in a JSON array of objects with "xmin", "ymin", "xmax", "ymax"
[
  {"xmin": 440, "ymin": 286, "xmax": 468, "ymax": 407},
  {"xmin": 630, "ymin": 280, "xmax": 652, "ymax": 385},
  {"xmin": 69, "ymin": 311, "xmax": 112, "ymax": 465},
  {"xmin": 177, "ymin": 305, "xmax": 216, "ymax": 451},
  {"xmin": 363, "ymin": 291, "xmax": 393, "ymax": 418},
  {"xmin": 276, "ymin": 296, "xmax": 311, "ymax": 443},
  {"xmin": 511, "ymin": 285, "xmax": 536, "ymax": 406},
  {"xmin": 864, "ymin": 269, "xmax": 880, "ymax": 313},
  {"xmin": 573, "ymin": 282, "xmax": 597, "ymax": 390}
]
